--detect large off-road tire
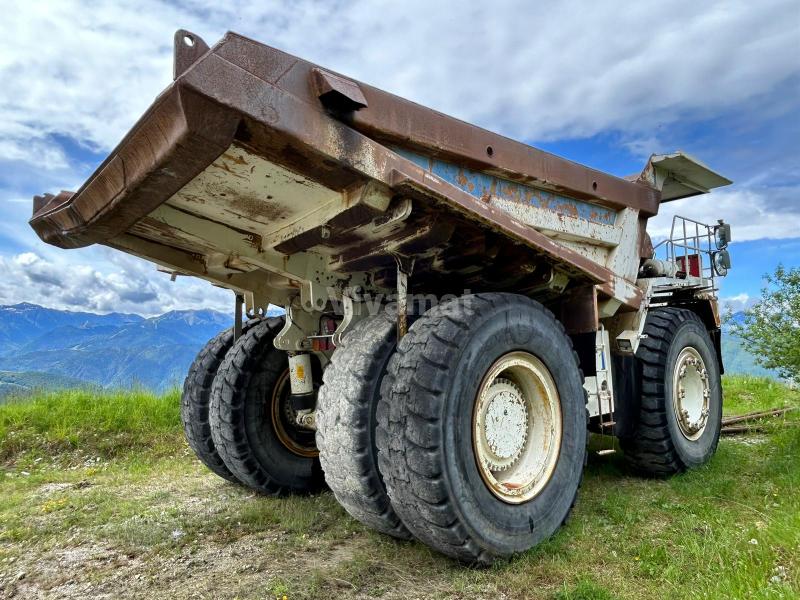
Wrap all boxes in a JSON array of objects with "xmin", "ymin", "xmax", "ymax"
[
  {"xmin": 620, "ymin": 308, "xmax": 722, "ymax": 476},
  {"xmin": 316, "ymin": 312, "xmax": 411, "ymax": 540},
  {"xmin": 181, "ymin": 319, "xmax": 260, "ymax": 484},
  {"xmin": 210, "ymin": 318, "xmax": 325, "ymax": 495},
  {"xmin": 377, "ymin": 293, "xmax": 587, "ymax": 564}
]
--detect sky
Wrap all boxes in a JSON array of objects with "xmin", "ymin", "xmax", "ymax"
[{"xmin": 0, "ymin": 0, "xmax": 798, "ymax": 316}]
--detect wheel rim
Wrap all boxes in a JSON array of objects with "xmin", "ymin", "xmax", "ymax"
[
  {"xmin": 472, "ymin": 351, "xmax": 562, "ymax": 504},
  {"xmin": 672, "ymin": 347, "xmax": 710, "ymax": 440},
  {"xmin": 270, "ymin": 368, "xmax": 319, "ymax": 458}
]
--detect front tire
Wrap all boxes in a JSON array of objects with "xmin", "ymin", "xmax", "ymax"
[
  {"xmin": 376, "ymin": 293, "xmax": 587, "ymax": 564},
  {"xmin": 620, "ymin": 308, "xmax": 722, "ymax": 475},
  {"xmin": 210, "ymin": 318, "xmax": 325, "ymax": 495}
]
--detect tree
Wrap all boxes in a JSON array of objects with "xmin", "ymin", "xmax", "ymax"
[{"xmin": 732, "ymin": 265, "xmax": 800, "ymax": 381}]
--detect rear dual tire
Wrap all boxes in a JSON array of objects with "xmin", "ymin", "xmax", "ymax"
[
  {"xmin": 376, "ymin": 293, "xmax": 587, "ymax": 564},
  {"xmin": 184, "ymin": 293, "xmax": 587, "ymax": 564},
  {"xmin": 182, "ymin": 317, "xmax": 324, "ymax": 495},
  {"xmin": 210, "ymin": 318, "xmax": 325, "ymax": 495},
  {"xmin": 180, "ymin": 319, "xmax": 261, "ymax": 484},
  {"xmin": 315, "ymin": 312, "xmax": 411, "ymax": 539}
]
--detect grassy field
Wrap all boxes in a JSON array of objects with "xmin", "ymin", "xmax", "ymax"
[{"xmin": 0, "ymin": 377, "xmax": 798, "ymax": 599}]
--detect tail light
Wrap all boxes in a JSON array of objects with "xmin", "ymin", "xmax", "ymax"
[
  {"xmin": 311, "ymin": 316, "xmax": 339, "ymax": 351},
  {"xmin": 676, "ymin": 254, "xmax": 701, "ymax": 278}
]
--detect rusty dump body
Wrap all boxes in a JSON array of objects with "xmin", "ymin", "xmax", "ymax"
[{"xmin": 30, "ymin": 30, "xmax": 730, "ymax": 335}]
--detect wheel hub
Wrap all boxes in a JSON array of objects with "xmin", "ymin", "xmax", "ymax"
[
  {"xmin": 482, "ymin": 379, "xmax": 528, "ymax": 471},
  {"xmin": 270, "ymin": 368, "xmax": 319, "ymax": 457},
  {"xmin": 673, "ymin": 347, "xmax": 710, "ymax": 440},
  {"xmin": 473, "ymin": 352, "xmax": 562, "ymax": 504}
]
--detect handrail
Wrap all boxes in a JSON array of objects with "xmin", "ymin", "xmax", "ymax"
[{"xmin": 652, "ymin": 215, "xmax": 719, "ymax": 290}]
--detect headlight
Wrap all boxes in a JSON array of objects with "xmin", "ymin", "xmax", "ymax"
[
  {"xmin": 713, "ymin": 249, "xmax": 731, "ymax": 276},
  {"xmin": 714, "ymin": 220, "xmax": 731, "ymax": 249}
]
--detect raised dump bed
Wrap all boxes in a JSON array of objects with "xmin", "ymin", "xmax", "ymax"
[{"xmin": 30, "ymin": 30, "xmax": 733, "ymax": 564}]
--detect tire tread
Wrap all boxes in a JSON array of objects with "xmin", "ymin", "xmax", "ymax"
[
  {"xmin": 620, "ymin": 307, "xmax": 709, "ymax": 475},
  {"xmin": 180, "ymin": 319, "xmax": 260, "ymax": 483},
  {"xmin": 210, "ymin": 318, "xmax": 323, "ymax": 495},
  {"xmin": 316, "ymin": 313, "xmax": 411, "ymax": 539}
]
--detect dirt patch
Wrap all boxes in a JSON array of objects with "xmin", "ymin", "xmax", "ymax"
[
  {"xmin": 0, "ymin": 463, "xmax": 424, "ymax": 600},
  {"xmin": 33, "ymin": 480, "xmax": 92, "ymax": 498},
  {"xmin": 2, "ymin": 533, "xmax": 377, "ymax": 600}
]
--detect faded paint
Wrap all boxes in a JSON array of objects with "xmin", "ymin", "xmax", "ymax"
[
  {"xmin": 490, "ymin": 197, "xmax": 623, "ymax": 247},
  {"xmin": 605, "ymin": 208, "xmax": 642, "ymax": 285},
  {"xmin": 393, "ymin": 147, "xmax": 617, "ymax": 226},
  {"xmin": 169, "ymin": 144, "xmax": 341, "ymax": 234}
]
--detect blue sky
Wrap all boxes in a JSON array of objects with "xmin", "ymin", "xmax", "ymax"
[{"xmin": 0, "ymin": 0, "xmax": 798, "ymax": 315}]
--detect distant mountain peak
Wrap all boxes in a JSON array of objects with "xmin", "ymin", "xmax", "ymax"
[
  {"xmin": 152, "ymin": 308, "xmax": 227, "ymax": 318},
  {"xmin": 3, "ymin": 302, "xmax": 42, "ymax": 311},
  {"xmin": 1, "ymin": 301, "xmax": 142, "ymax": 319}
]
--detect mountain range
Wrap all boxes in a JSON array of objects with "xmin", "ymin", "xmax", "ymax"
[
  {"xmin": 0, "ymin": 303, "xmax": 250, "ymax": 398},
  {"xmin": 0, "ymin": 303, "xmax": 776, "ymax": 400}
]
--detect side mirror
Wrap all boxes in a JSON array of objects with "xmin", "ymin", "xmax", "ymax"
[{"xmin": 713, "ymin": 249, "xmax": 731, "ymax": 276}]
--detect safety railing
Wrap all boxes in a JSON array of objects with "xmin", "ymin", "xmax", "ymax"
[{"xmin": 652, "ymin": 215, "xmax": 730, "ymax": 291}]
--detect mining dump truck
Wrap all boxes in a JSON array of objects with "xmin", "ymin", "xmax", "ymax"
[{"xmin": 30, "ymin": 30, "xmax": 734, "ymax": 564}]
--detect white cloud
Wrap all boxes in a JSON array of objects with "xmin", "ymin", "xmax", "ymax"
[
  {"xmin": 721, "ymin": 293, "xmax": 755, "ymax": 313},
  {"xmin": 14, "ymin": 252, "xmax": 39, "ymax": 267},
  {"xmin": 0, "ymin": 250, "xmax": 233, "ymax": 316},
  {"xmin": 0, "ymin": 139, "xmax": 69, "ymax": 171},
  {"xmin": 647, "ymin": 186, "xmax": 800, "ymax": 242},
  {"xmin": 0, "ymin": 0, "xmax": 798, "ymax": 158}
]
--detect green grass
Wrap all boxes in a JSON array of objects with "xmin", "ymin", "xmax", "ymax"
[
  {"xmin": 0, "ymin": 387, "xmax": 182, "ymax": 465},
  {"xmin": 722, "ymin": 375, "xmax": 797, "ymax": 415},
  {"xmin": 0, "ymin": 376, "xmax": 798, "ymax": 599}
]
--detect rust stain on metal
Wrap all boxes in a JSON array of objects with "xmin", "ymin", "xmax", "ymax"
[
  {"xmin": 211, "ymin": 160, "xmax": 248, "ymax": 180},
  {"xmin": 311, "ymin": 67, "xmax": 368, "ymax": 112},
  {"xmin": 222, "ymin": 152, "xmax": 250, "ymax": 166}
]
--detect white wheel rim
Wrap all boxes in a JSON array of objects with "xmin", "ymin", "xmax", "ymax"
[
  {"xmin": 472, "ymin": 351, "xmax": 562, "ymax": 504},
  {"xmin": 672, "ymin": 347, "xmax": 710, "ymax": 441}
]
